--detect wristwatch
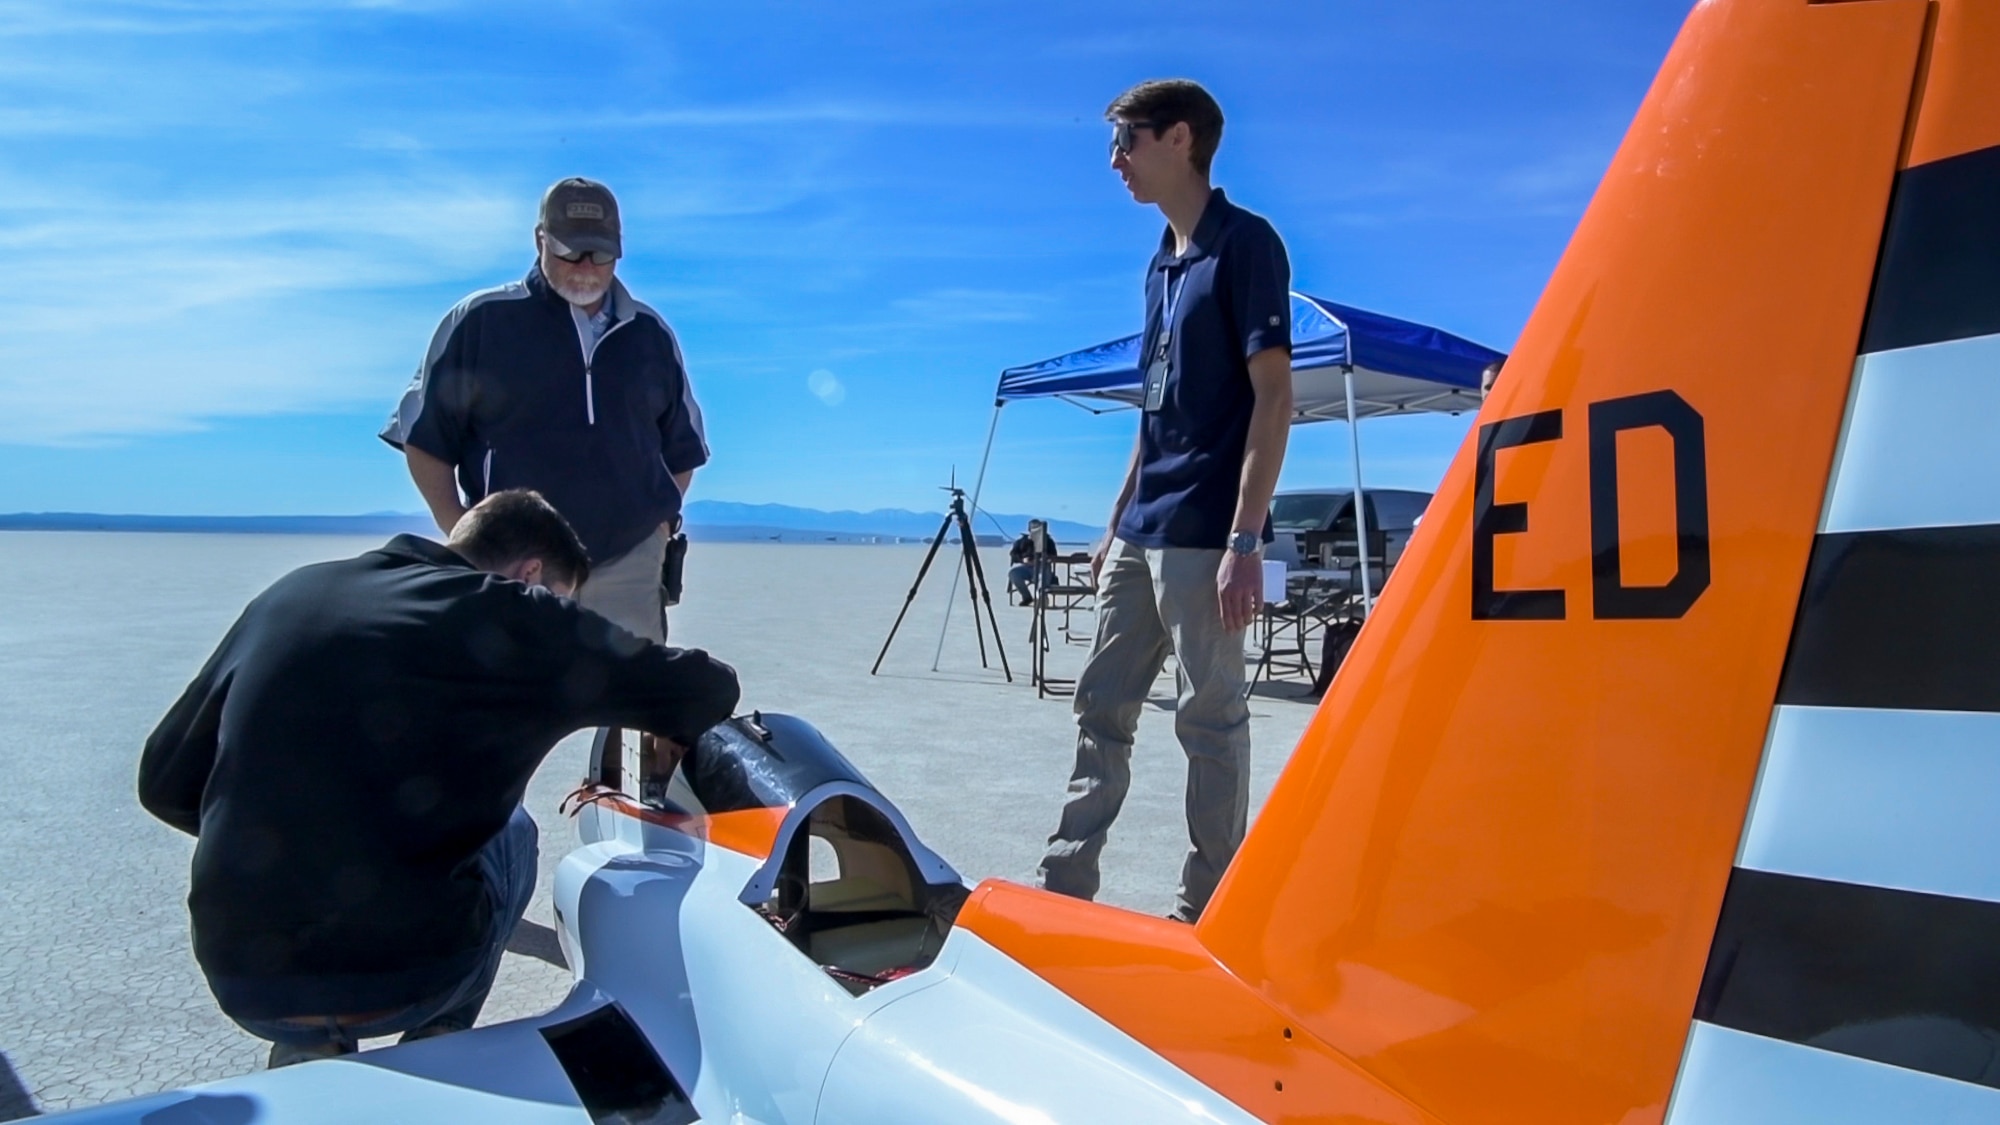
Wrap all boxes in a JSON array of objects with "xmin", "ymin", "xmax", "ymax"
[{"xmin": 1227, "ymin": 531, "xmax": 1260, "ymax": 556}]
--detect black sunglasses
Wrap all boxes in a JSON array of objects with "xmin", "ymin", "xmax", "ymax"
[
  {"xmin": 547, "ymin": 241, "xmax": 617, "ymax": 266},
  {"xmin": 1110, "ymin": 119, "xmax": 1165, "ymax": 156}
]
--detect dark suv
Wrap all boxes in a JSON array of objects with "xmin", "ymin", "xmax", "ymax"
[{"xmin": 1269, "ymin": 488, "xmax": 1432, "ymax": 572}]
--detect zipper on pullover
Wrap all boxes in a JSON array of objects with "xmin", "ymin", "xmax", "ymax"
[{"xmin": 573, "ymin": 310, "xmax": 630, "ymax": 427}]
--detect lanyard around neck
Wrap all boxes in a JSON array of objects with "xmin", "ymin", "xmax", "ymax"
[{"xmin": 1162, "ymin": 261, "xmax": 1188, "ymax": 329}]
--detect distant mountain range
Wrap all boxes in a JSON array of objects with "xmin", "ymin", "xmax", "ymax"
[
  {"xmin": 681, "ymin": 502, "xmax": 1098, "ymax": 544},
  {"xmin": 0, "ymin": 502, "xmax": 1100, "ymax": 546}
]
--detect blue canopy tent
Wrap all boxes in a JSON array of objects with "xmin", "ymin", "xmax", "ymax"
[
  {"xmin": 937, "ymin": 293, "xmax": 1505, "ymax": 665},
  {"xmin": 991, "ymin": 292, "xmax": 1501, "ymax": 422}
]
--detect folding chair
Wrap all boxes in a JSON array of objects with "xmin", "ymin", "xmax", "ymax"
[
  {"xmin": 1030, "ymin": 553, "xmax": 1095, "ymax": 699},
  {"xmin": 1250, "ymin": 561, "xmax": 1319, "ymax": 693}
]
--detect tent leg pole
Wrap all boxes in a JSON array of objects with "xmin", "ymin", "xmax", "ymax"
[
  {"xmin": 933, "ymin": 401, "xmax": 1004, "ymax": 671},
  {"xmin": 1343, "ymin": 367, "xmax": 1375, "ymax": 613}
]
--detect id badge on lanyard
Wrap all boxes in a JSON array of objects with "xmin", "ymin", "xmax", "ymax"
[{"xmin": 1143, "ymin": 265, "xmax": 1184, "ymax": 413}]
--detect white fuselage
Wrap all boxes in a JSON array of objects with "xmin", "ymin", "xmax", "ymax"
[{"xmin": 51, "ymin": 801, "xmax": 1255, "ymax": 1125}]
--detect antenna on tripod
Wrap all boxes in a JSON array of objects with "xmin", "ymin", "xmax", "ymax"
[{"xmin": 870, "ymin": 475, "xmax": 1012, "ymax": 681}]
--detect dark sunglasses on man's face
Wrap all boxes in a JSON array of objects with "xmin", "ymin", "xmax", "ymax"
[
  {"xmin": 547, "ymin": 242, "xmax": 617, "ymax": 266},
  {"xmin": 1110, "ymin": 119, "xmax": 1164, "ymax": 157}
]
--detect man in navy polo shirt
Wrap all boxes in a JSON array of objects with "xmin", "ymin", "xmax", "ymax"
[
  {"xmin": 381, "ymin": 178, "xmax": 708, "ymax": 644},
  {"xmin": 1038, "ymin": 79, "xmax": 1293, "ymax": 922}
]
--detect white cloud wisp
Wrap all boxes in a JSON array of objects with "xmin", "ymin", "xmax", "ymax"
[{"xmin": 0, "ymin": 176, "xmax": 520, "ymax": 444}]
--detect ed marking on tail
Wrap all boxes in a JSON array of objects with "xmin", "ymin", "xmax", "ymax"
[{"xmin": 1473, "ymin": 389, "xmax": 1710, "ymax": 621}]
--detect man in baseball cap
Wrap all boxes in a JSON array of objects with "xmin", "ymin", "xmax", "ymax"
[
  {"xmin": 382, "ymin": 176, "xmax": 710, "ymax": 644},
  {"xmin": 540, "ymin": 177, "xmax": 622, "ymax": 261}
]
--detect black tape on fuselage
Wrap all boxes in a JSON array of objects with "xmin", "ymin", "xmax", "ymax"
[{"xmin": 540, "ymin": 1002, "xmax": 698, "ymax": 1125}]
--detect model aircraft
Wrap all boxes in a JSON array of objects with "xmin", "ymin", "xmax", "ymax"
[{"xmin": 50, "ymin": 0, "xmax": 2000, "ymax": 1120}]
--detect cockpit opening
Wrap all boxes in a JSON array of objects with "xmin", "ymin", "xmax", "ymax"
[
  {"xmin": 752, "ymin": 794, "xmax": 968, "ymax": 996},
  {"xmin": 588, "ymin": 714, "xmax": 970, "ymax": 995}
]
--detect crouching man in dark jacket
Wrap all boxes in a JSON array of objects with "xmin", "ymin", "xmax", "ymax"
[{"xmin": 138, "ymin": 489, "xmax": 740, "ymax": 1068}]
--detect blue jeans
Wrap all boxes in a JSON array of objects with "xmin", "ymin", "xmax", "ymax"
[
  {"xmin": 235, "ymin": 807, "xmax": 540, "ymax": 1050},
  {"xmin": 1008, "ymin": 561, "xmax": 1054, "ymax": 603}
]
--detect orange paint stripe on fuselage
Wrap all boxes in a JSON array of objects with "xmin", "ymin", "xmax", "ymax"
[
  {"xmin": 599, "ymin": 794, "xmax": 789, "ymax": 860},
  {"xmin": 704, "ymin": 806, "xmax": 789, "ymax": 860},
  {"xmin": 956, "ymin": 881, "xmax": 1444, "ymax": 1125}
]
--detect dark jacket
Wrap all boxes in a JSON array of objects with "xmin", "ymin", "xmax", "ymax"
[
  {"xmin": 379, "ymin": 266, "xmax": 709, "ymax": 564},
  {"xmin": 1009, "ymin": 529, "xmax": 1054, "ymax": 565},
  {"xmin": 137, "ymin": 535, "xmax": 739, "ymax": 1021}
]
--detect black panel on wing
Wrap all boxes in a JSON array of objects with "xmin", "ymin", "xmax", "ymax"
[{"xmin": 540, "ymin": 1003, "xmax": 698, "ymax": 1125}]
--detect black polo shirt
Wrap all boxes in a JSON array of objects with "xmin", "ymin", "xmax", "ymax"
[
  {"xmin": 1116, "ymin": 188, "xmax": 1291, "ymax": 550},
  {"xmin": 137, "ymin": 535, "xmax": 740, "ymax": 1021}
]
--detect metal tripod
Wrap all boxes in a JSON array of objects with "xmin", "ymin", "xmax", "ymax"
[{"xmin": 870, "ymin": 485, "xmax": 1011, "ymax": 681}]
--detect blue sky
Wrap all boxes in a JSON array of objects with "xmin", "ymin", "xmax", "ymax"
[{"xmin": 0, "ymin": 0, "xmax": 1692, "ymax": 523}]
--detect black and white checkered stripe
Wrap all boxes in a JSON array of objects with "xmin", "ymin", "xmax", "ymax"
[{"xmin": 1668, "ymin": 143, "xmax": 2000, "ymax": 1121}]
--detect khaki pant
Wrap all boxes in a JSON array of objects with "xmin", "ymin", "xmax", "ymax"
[
  {"xmin": 576, "ymin": 526, "xmax": 670, "ymax": 642},
  {"xmin": 1037, "ymin": 538, "xmax": 1251, "ymax": 920}
]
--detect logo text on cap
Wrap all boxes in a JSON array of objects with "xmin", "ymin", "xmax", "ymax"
[{"xmin": 566, "ymin": 202, "xmax": 605, "ymax": 220}]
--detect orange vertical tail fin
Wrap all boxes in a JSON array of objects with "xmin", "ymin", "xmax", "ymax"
[{"xmin": 1194, "ymin": 0, "xmax": 1932, "ymax": 1121}]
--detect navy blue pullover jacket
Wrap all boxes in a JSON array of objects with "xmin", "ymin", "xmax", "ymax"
[
  {"xmin": 381, "ymin": 266, "xmax": 709, "ymax": 564},
  {"xmin": 137, "ymin": 535, "xmax": 739, "ymax": 1021}
]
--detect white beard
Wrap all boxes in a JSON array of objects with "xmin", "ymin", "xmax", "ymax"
[{"xmin": 551, "ymin": 274, "xmax": 611, "ymax": 307}]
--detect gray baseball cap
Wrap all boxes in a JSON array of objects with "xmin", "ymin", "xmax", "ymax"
[{"xmin": 539, "ymin": 177, "xmax": 622, "ymax": 258}]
